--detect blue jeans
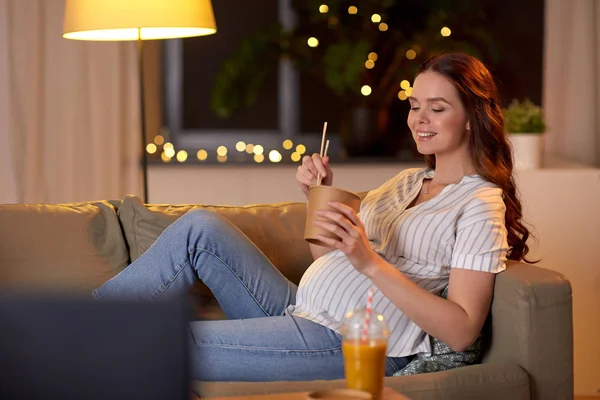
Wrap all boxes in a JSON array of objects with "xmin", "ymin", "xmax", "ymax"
[{"xmin": 94, "ymin": 209, "xmax": 410, "ymax": 381}]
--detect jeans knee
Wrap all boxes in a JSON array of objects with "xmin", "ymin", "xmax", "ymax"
[{"xmin": 178, "ymin": 208, "xmax": 228, "ymax": 236}]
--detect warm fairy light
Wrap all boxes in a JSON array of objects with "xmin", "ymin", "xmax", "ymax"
[
  {"xmin": 146, "ymin": 143, "xmax": 157, "ymax": 154},
  {"xmin": 164, "ymin": 147, "xmax": 176, "ymax": 158},
  {"xmin": 176, "ymin": 150, "xmax": 188, "ymax": 162},
  {"xmin": 378, "ymin": 23, "xmax": 388, "ymax": 32},
  {"xmin": 217, "ymin": 145, "xmax": 228, "ymax": 156},
  {"xmin": 348, "ymin": 6, "xmax": 358, "ymax": 14},
  {"xmin": 254, "ymin": 154, "xmax": 265, "ymax": 163},
  {"xmin": 398, "ymin": 90, "xmax": 408, "ymax": 100},
  {"xmin": 153, "ymin": 135, "xmax": 165, "ymax": 145},
  {"xmin": 269, "ymin": 150, "xmax": 282, "ymax": 163},
  {"xmin": 361, "ymin": 85, "xmax": 372, "ymax": 96},
  {"xmin": 400, "ymin": 80, "xmax": 410, "ymax": 90},
  {"xmin": 441, "ymin": 27, "xmax": 451, "ymax": 37},
  {"xmin": 307, "ymin": 37, "xmax": 319, "ymax": 47},
  {"xmin": 365, "ymin": 60, "xmax": 375, "ymax": 69},
  {"xmin": 291, "ymin": 152, "xmax": 301, "ymax": 162},
  {"xmin": 161, "ymin": 151, "xmax": 172, "ymax": 163},
  {"xmin": 283, "ymin": 139, "xmax": 293, "ymax": 150},
  {"xmin": 197, "ymin": 149, "xmax": 208, "ymax": 161},
  {"xmin": 235, "ymin": 141, "xmax": 246, "ymax": 152},
  {"xmin": 296, "ymin": 144, "xmax": 306, "ymax": 155},
  {"xmin": 253, "ymin": 144, "xmax": 264, "ymax": 155},
  {"xmin": 217, "ymin": 155, "xmax": 227, "ymax": 163},
  {"xmin": 368, "ymin": 52, "xmax": 378, "ymax": 61},
  {"xmin": 163, "ymin": 142, "xmax": 174, "ymax": 150},
  {"xmin": 406, "ymin": 49, "xmax": 416, "ymax": 59},
  {"xmin": 245, "ymin": 143, "xmax": 254, "ymax": 154},
  {"xmin": 371, "ymin": 14, "xmax": 381, "ymax": 23},
  {"xmin": 405, "ymin": 87, "xmax": 413, "ymax": 96},
  {"xmin": 319, "ymin": 4, "xmax": 328, "ymax": 13}
]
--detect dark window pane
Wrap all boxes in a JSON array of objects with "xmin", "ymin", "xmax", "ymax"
[
  {"xmin": 484, "ymin": 0, "xmax": 544, "ymax": 106},
  {"xmin": 181, "ymin": 0, "xmax": 279, "ymax": 131},
  {"xmin": 298, "ymin": 73, "xmax": 345, "ymax": 134}
]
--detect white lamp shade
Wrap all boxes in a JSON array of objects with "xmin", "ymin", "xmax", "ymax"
[{"xmin": 63, "ymin": 0, "xmax": 217, "ymax": 41}]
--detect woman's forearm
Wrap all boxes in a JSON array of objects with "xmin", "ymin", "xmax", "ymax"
[{"xmin": 365, "ymin": 259, "xmax": 483, "ymax": 352}]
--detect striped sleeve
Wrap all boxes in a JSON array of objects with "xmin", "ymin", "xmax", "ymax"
[{"xmin": 451, "ymin": 189, "xmax": 509, "ymax": 273}]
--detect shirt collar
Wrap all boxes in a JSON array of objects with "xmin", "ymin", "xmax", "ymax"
[{"xmin": 423, "ymin": 168, "xmax": 480, "ymax": 183}]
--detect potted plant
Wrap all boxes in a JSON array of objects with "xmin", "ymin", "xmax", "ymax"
[
  {"xmin": 503, "ymin": 99, "xmax": 546, "ymax": 170},
  {"xmin": 210, "ymin": 0, "xmax": 498, "ymax": 157}
]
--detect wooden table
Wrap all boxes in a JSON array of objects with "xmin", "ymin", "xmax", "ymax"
[{"xmin": 201, "ymin": 387, "xmax": 410, "ymax": 399}]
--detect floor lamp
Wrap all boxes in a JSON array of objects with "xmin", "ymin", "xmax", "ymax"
[{"xmin": 62, "ymin": 0, "xmax": 217, "ymax": 203}]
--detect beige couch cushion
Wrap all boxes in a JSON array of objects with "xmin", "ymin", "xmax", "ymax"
[
  {"xmin": 193, "ymin": 362, "xmax": 530, "ymax": 399},
  {"xmin": 118, "ymin": 195, "xmax": 313, "ymax": 285},
  {"xmin": 0, "ymin": 201, "xmax": 129, "ymax": 293}
]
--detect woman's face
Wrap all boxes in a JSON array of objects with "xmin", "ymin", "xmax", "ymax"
[{"xmin": 407, "ymin": 71, "xmax": 470, "ymax": 158}]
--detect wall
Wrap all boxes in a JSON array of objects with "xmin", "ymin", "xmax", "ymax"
[
  {"xmin": 148, "ymin": 162, "xmax": 421, "ymax": 205},
  {"xmin": 149, "ymin": 161, "xmax": 600, "ymax": 395}
]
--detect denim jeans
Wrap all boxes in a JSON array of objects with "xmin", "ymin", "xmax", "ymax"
[{"xmin": 94, "ymin": 209, "xmax": 411, "ymax": 381}]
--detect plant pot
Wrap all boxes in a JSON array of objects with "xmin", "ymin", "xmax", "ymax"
[{"xmin": 509, "ymin": 133, "xmax": 544, "ymax": 170}]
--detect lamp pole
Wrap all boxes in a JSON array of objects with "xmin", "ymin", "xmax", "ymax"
[{"xmin": 137, "ymin": 28, "xmax": 149, "ymax": 203}]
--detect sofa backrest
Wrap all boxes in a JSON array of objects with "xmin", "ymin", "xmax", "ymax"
[
  {"xmin": 0, "ymin": 201, "xmax": 129, "ymax": 294},
  {"xmin": 485, "ymin": 263, "xmax": 573, "ymax": 399}
]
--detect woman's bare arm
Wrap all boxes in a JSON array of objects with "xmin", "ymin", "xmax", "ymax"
[{"xmin": 365, "ymin": 261, "xmax": 495, "ymax": 352}]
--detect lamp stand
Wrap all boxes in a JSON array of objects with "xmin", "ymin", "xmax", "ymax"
[{"xmin": 137, "ymin": 28, "xmax": 149, "ymax": 203}]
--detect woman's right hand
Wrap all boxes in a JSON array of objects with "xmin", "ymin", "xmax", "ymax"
[{"xmin": 296, "ymin": 153, "xmax": 334, "ymax": 200}]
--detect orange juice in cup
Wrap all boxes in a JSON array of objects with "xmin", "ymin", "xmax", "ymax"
[
  {"xmin": 342, "ymin": 338, "xmax": 387, "ymax": 397},
  {"xmin": 340, "ymin": 307, "xmax": 390, "ymax": 400}
]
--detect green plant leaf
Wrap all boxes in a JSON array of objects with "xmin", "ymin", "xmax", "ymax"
[{"xmin": 503, "ymin": 99, "xmax": 546, "ymax": 133}]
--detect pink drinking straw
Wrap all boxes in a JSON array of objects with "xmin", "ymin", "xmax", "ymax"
[{"xmin": 361, "ymin": 287, "xmax": 374, "ymax": 341}]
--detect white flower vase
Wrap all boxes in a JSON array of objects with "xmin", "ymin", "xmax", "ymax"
[{"xmin": 509, "ymin": 133, "xmax": 543, "ymax": 170}]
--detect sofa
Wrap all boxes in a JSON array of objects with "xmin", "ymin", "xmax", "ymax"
[{"xmin": 0, "ymin": 194, "xmax": 574, "ymax": 400}]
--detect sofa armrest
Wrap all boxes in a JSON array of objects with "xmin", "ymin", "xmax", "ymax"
[{"xmin": 483, "ymin": 262, "xmax": 573, "ymax": 400}]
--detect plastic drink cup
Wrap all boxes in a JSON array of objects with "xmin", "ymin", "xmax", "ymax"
[{"xmin": 339, "ymin": 308, "xmax": 390, "ymax": 400}]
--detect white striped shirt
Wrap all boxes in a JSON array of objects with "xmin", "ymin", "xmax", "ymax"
[{"xmin": 287, "ymin": 167, "xmax": 509, "ymax": 357}]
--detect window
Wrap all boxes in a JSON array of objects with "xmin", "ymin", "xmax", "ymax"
[{"xmin": 159, "ymin": 0, "xmax": 544, "ymax": 165}]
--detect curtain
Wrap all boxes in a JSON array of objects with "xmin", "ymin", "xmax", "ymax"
[
  {"xmin": 543, "ymin": 0, "xmax": 600, "ymax": 166},
  {"xmin": 0, "ymin": 2, "xmax": 18, "ymax": 203},
  {"xmin": 0, "ymin": 0, "xmax": 141, "ymax": 204}
]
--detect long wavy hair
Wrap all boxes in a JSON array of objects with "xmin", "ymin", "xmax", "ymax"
[{"xmin": 417, "ymin": 52, "xmax": 534, "ymax": 262}]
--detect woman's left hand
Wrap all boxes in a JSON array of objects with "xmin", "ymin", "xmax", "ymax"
[{"xmin": 314, "ymin": 201, "xmax": 380, "ymax": 274}]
